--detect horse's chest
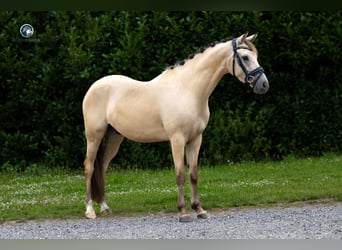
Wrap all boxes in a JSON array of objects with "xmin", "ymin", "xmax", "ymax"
[
  {"xmin": 191, "ymin": 113, "xmax": 208, "ymax": 132},
  {"xmin": 181, "ymin": 107, "xmax": 209, "ymax": 137},
  {"xmin": 160, "ymin": 93, "xmax": 210, "ymax": 139}
]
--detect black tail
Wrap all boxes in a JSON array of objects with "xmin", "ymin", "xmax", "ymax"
[{"xmin": 91, "ymin": 138, "xmax": 105, "ymax": 203}]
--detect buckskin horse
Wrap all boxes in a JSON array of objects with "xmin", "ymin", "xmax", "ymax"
[{"xmin": 82, "ymin": 32, "xmax": 269, "ymax": 222}]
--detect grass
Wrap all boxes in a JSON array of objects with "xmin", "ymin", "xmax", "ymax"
[{"xmin": 1, "ymin": 153, "xmax": 342, "ymax": 223}]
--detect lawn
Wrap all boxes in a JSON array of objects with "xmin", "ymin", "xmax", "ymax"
[{"xmin": 0, "ymin": 153, "xmax": 341, "ymax": 222}]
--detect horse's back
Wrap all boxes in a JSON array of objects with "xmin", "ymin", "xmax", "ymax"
[
  {"xmin": 84, "ymin": 75, "xmax": 142, "ymax": 105},
  {"xmin": 87, "ymin": 75, "xmax": 142, "ymax": 92}
]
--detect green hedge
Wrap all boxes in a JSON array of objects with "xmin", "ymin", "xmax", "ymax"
[{"xmin": 1, "ymin": 11, "xmax": 341, "ymax": 170}]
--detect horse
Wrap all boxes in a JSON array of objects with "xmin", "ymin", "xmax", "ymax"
[{"xmin": 82, "ymin": 32, "xmax": 269, "ymax": 222}]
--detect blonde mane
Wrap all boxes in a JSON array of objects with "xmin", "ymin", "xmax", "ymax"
[{"xmin": 167, "ymin": 37, "xmax": 232, "ymax": 70}]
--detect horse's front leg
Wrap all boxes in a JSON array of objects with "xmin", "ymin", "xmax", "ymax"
[
  {"xmin": 186, "ymin": 134, "xmax": 208, "ymax": 219},
  {"xmin": 170, "ymin": 136, "xmax": 191, "ymax": 222}
]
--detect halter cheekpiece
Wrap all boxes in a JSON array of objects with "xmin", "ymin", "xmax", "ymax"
[{"xmin": 232, "ymin": 38, "xmax": 264, "ymax": 88}]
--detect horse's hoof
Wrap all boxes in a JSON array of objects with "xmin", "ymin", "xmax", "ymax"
[
  {"xmin": 179, "ymin": 214, "xmax": 192, "ymax": 223},
  {"xmin": 197, "ymin": 211, "xmax": 209, "ymax": 220},
  {"xmin": 100, "ymin": 208, "xmax": 112, "ymax": 215},
  {"xmin": 85, "ymin": 211, "xmax": 96, "ymax": 219}
]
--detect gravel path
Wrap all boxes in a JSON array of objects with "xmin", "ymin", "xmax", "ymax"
[{"xmin": 1, "ymin": 202, "xmax": 342, "ymax": 239}]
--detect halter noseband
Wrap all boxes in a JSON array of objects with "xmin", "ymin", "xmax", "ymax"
[{"xmin": 232, "ymin": 38, "xmax": 264, "ymax": 88}]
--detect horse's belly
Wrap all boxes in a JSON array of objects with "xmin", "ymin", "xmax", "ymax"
[
  {"xmin": 108, "ymin": 111, "xmax": 168, "ymax": 143},
  {"xmin": 119, "ymin": 125, "xmax": 168, "ymax": 143}
]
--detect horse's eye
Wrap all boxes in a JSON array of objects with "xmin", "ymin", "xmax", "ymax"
[{"xmin": 242, "ymin": 56, "xmax": 249, "ymax": 61}]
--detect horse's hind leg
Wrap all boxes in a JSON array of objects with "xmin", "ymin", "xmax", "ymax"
[
  {"xmin": 185, "ymin": 134, "xmax": 208, "ymax": 219},
  {"xmin": 98, "ymin": 126, "xmax": 124, "ymax": 214},
  {"xmin": 84, "ymin": 128, "xmax": 106, "ymax": 219}
]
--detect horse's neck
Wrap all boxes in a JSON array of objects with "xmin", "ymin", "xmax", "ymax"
[{"xmin": 160, "ymin": 41, "xmax": 233, "ymax": 102}]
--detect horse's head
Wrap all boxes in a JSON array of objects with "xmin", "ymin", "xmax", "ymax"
[{"xmin": 231, "ymin": 33, "xmax": 269, "ymax": 94}]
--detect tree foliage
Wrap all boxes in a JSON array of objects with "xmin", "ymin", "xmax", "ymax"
[{"xmin": 1, "ymin": 11, "xmax": 341, "ymax": 170}]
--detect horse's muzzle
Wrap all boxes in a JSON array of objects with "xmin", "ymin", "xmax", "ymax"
[{"xmin": 253, "ymin": 74, "xmax": 269, "ymax": 94}]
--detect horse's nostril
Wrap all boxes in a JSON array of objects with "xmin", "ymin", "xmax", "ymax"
[{"xmin": 263, "ymin": 81, "xmax": 267, "ymax": 88}]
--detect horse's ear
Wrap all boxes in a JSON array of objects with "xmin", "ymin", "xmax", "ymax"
[
  {"xmin": 246, "ymin": 33, "xmax": 258, "ymax": 42},
  {"xmin": 237, "ymin": 32, "xmax": 249, "ymax": 44}
]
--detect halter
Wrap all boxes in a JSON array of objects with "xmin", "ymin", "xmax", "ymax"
[{"xmin": 232, "ymin": 38, "xmax": 264, "ymax": 88}]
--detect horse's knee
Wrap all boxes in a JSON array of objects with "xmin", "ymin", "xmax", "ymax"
[
  {"xmin": 176, "ymin": 172, "xmax": 185, "ymax": 186},
  {"xmin": 189, "ymin": 172, "xmax": 197, "ymax": 185}
]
